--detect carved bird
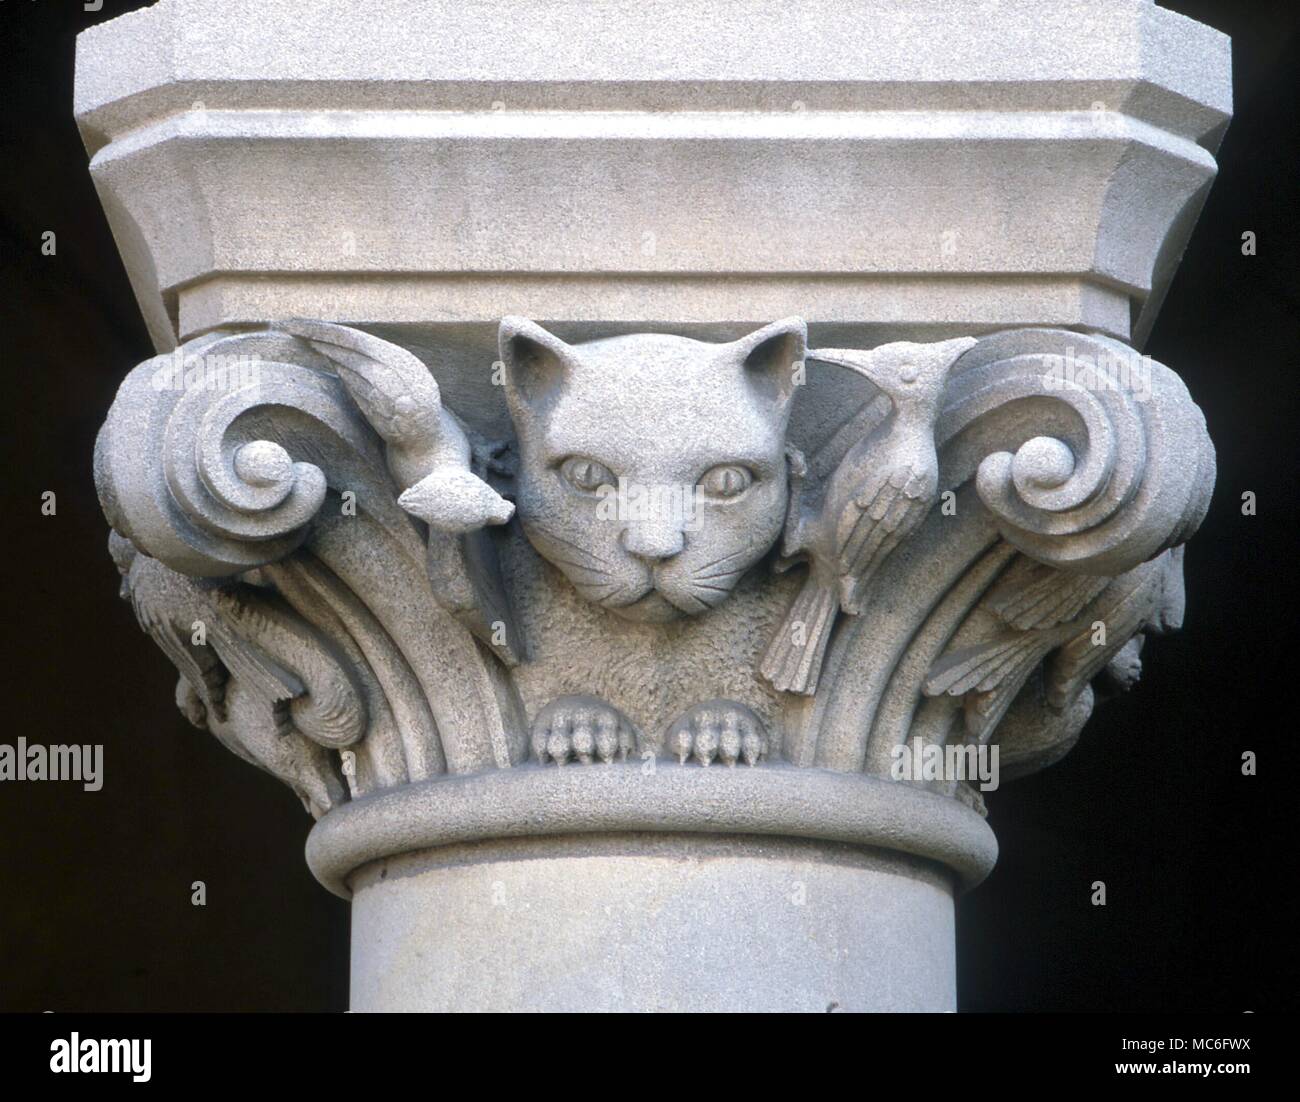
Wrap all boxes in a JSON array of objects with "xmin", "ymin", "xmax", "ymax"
[
  {"xmin": 276, "ymin": 319, "xmax": 512, "ymax": 532},
  {"xmin": 921, "ymin": 557, "xmax": 1112, "ymax": 742},
  {"xmin": 275, "ymin": 320, "xmax": 523, "ymax": 664},
  {"xmin": 110, "ymin": 531, "xmax": 350, "ymax": 817},
  {"xmin": 760, "ymin": 337, "xmax": 977, "ymax": 695},
  {"xmin": 1042, "ymin": 552, "xmax": 1177, "ymax": 713},
  {"xmin": 921, "ymin": 551, "xmax": 1176, "ymax": 743}
]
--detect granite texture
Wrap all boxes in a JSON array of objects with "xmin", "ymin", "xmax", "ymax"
[
  {"xmin": 349, "ymin": 835, "xmax": 959, "ymax": 1013},
  {"xmin": 78, "ymin": 1, "xmax": 1230, "ymax": 1012},
  {"xmin": 75, "ymin": 0, "xmax": 1230, "ymax": 350}
]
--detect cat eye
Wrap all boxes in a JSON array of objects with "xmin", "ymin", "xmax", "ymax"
[
  {"xmin": 699, "ymin": 464, "xmax": 754, "ymax": 499},
  {"xmin": 559, "ymin": 455, "xmax": 617, "ymax": 493}
]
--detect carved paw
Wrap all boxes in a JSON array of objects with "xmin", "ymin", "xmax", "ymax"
[
  {"xmin": 665, "ymin": 700, "xmax": 768, "ymax": 767},
  {"xmin": 531, "ymin": 695, "xmax": 641, "ymax": 765}
]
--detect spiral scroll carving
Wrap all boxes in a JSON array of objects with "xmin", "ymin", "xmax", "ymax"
[
  {"xmin": 95, "ymin": 330, "xmax": 393, "ymax": 577},
  {"xmin": 939, "ymin": 328, "xmax": 1214, "ymax": 575}
]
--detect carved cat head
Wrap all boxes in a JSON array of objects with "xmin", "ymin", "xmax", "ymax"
[{"xmin": 499, "ymin": 318, "xmax": 806, "ymax": 623}]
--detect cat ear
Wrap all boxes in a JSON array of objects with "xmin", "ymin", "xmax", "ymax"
[
  {"xmin": 498, "ymin": 317, "xmax": 574, "ymax": 416},
  {"xmin": 730, "ymin": 317, "xmax": 807, "ymax": 409}
]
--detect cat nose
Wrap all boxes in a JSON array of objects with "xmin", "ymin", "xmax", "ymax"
[{"xmin": 620, "ymin": 523, "xmax": 684, "ymax": 562}]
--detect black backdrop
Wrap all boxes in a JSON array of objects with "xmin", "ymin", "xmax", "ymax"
[{"xmin": 0, "ymin": 1, "xmax": 1295, "ymax": 1012}]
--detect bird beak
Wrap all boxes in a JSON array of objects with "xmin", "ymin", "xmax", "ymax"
[{"xmin": 934, "ymin": 336, "xmax": 979, "ymax": 366}]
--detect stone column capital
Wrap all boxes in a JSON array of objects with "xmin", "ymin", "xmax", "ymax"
[
  {"xmin": 95, "ymin": 320, "xmax": 1210, "ymax": 886},
  {"xmin": 79, "ymin": 0, "xmax": 1230, "ymax": 1012}
]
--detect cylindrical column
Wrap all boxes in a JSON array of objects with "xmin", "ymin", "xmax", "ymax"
[
  {"xmin": 348, "ymin": 834, "xmax": 956, "ymax": 1013},
  {"xmin": 308, "ymin": 765, "xmax": 996, "ymax": 1011}
]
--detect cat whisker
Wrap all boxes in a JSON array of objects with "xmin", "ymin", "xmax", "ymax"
[
  {"xmin": 693, "ymin": 546, "xmax": 755, "ymax": 573},
  {"xmin": 567, "ymin": 570, "xmax": 626, "ymax": 595},
  {"xmin": 575, "ymin": 575, "xmax": 624, "ymax": 597},
  {"xmin": 525, "ymin": 523, "xmax": 618, "ymax": 572},
  {"xmin": 671, "ymin": 589, "xmax": 714, "ymax": 614},
  {"xmin": 542, "ymin": 553, "xmax": 615, "ymax": 580},
  {"xmin": 599, "ymin": 585, "xmax": 652, "ymax": 608},
  {"xmin": 693, "ymin": 565, "xmax": 748, "ymax": 583},
  {"xmin": 689, "ymin": 580, "xmax": 735, "ymax": 596}
]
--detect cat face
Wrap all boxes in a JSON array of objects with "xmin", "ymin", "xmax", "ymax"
[{"xmin": 499, "ymin": 318, "xmax": 806, "ymax": 623}]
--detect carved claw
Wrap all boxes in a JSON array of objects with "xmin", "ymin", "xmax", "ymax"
[
  {"xmin": 472, "ymin": 438, "xmax": 516, "ymax": 480},
  {"xmin": 531, "ymin": 695, "xmax": 640, "ymax": 765},
  {"xmin": 665, "ymin": 700, "xmax": 768, "ymax": 767}
]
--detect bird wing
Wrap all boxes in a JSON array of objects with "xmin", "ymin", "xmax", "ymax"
[
  {"xmin": 923, "ymin": 630, "xmax": 1061, "ymax": 742},
  {"xmin": 134, "ymin": 600, "xmax": 227, "ymax": 721},
  {"xmin": 923, "ymin": 631, "xmax": 1051, "ymax": 698},
  {"xmin": 276, "ymin": 319, "xmax": 441, "ymax": 446},
  {"xmin": 989, "ymin": 563, "xmax": 1111, "ymax": 631},
  {"xmin": 834, "ymin": 464, "xmax": 933, "ymax": 611},
  {"xmin": 128, "ymin": 586, "xmax": 228, "ymax": 722},
  {"xmin": 204, "ymin": 593, "xmax": 306, "ymax": 711},
  {"xmin": 1045, "ymin": 564, "xmax": 1163, "ymax": 710}
]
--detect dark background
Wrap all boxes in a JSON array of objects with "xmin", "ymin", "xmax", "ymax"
[{"xmin": 0, "ymin": 1, "xmax": 1295, "ymax": 1012}]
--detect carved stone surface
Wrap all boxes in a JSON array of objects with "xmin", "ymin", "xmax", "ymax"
[
  {"xmin": 348, "ymin": 836, "xmax": 960, "ymax": 1013},
  {"xmin": 79, "ymin": 0, "xmax": 1230, "ymax": 1011},
  {"xmin": 97, "ymin": 320, "xmax": 1213, "ymax": 797},
  {"xmin": 75, "ymin": 0, "xmax": 1230, "ymax": 349}
]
